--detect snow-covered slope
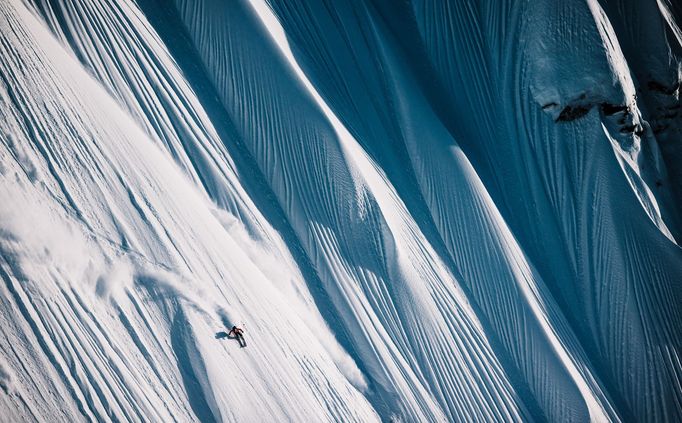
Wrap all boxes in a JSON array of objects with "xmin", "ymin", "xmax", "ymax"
[{"xmin": 0, "ymin": 0, "xmax": 680, "ymax": 421}]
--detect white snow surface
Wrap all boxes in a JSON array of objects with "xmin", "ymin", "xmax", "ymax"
[{"xmin": 0, "ymin": 0, "xmax": 681, "ymax": 421}]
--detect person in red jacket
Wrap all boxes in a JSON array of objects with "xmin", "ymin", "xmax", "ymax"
[{"xmin": 228, "ymin": 325, "xmax": 246, "ymax": 347}]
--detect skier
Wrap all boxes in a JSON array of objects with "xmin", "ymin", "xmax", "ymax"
[{"xmin": 228, "ymin": 325, "xmax": 246, "ymax": 347}]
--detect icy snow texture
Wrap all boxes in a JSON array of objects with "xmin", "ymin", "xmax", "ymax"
[{"xmin": 0, "ymin": 0, "xmax": 681, "ymax": 421}]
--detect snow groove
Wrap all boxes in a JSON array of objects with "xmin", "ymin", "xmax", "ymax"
[{"xmin": 0, "ymin": 0, "xmax": 681, "ymax": 421}]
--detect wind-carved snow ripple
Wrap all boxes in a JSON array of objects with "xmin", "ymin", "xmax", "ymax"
[
  {"xmin": 169, "ymin": 0, "xmax": 546, "ymax": 420},
  {"xmin": 268, "ymin": 0, "xmax": 682, "ymax": 421},
  {"xmin": 1, "ymin": 0, "xmax": 681, "ymax": 421},
  {"xmin": 0, "ymin": 1, "xmax": 378, "ymax": 421}
]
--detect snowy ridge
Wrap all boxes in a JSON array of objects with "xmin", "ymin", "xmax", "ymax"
[
  {"xmin": 0, "ymin": 1, "xmax": 374, "ymax": 421},
  {"xmin": 1, "ymin": 0, "xmax": 681, "ymax": 421}
]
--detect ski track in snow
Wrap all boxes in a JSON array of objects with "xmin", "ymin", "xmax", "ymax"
[{"xmin": 0, "ymin": 0, "xmax": 681, "ymax": 421}]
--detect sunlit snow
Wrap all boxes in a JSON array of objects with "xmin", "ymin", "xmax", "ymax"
[{"xmin": 1, "ymin": 0, "xmax": 681, "ymax": 421}]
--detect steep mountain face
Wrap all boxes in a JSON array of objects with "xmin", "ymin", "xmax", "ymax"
[{"xmin": 0, "ymin": 0, "xmax": 680, "ymax": 421}]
